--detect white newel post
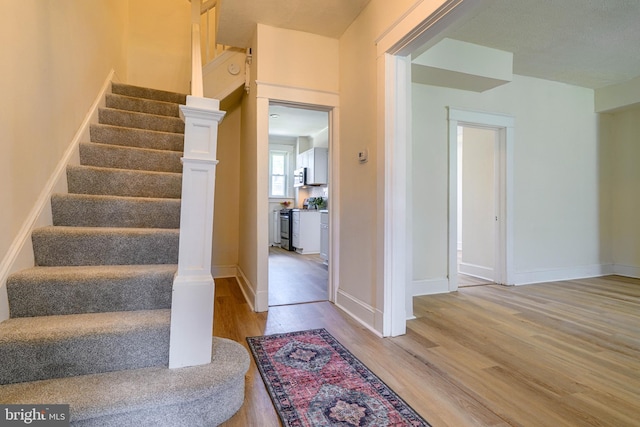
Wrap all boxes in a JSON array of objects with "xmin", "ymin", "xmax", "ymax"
[{"xmin": 169, "ymin": 95, "xmax": 225, "ymax": 369}]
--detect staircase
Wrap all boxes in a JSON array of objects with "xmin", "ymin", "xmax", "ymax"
[{"xmin": 0, "ymin": 83, "xmax": 249, "ymax": 426}]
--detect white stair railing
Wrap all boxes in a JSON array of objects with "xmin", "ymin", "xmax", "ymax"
[
  {"xmin": 169, "ymin": 0, "xmax": 226, "ymax": 369},
  {"xmin": 200, "ymin": 0, "xmax": 228, "ymax": 65}
]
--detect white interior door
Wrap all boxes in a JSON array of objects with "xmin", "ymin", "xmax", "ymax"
[{"xmin": 459, "ymin": 125, "xmax": 497, "ymax": 282}]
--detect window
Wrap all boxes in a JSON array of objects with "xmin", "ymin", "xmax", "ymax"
[{"xmin": 269, "ymin": 150, "xmax": 289, "ymax": 197}]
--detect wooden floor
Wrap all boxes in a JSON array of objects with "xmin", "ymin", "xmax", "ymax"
[
  {"xmin": 215, "ymin": 275, "xmax": 640, "ymax": 426},
  {"xmin": 268, "ymin": 246, "xmax": 328, "ymax": 306}
]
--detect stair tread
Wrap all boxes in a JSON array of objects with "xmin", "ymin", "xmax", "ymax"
[
  {"xmin": 34, "ymin": 225, "xmax": 180, "ymax": 235},
  {"xmin": 0, "ymin": 338, "xmax": 249, "ymax": 425},
  {"xmin": 68, "ymin": 164, "xmax": 182, "ymax": 177},
  {"xmin": 52, "ymin": 193, "xmax": 182, "ymax": 204},
  {"xmin": 106, "ymin": 93, "xmax": 181, "ymax": 117},
  {"xmin": 99, "ymin": 108, "xmax": 185, "ymax": 134},
  {"xmin": 7, "ymin": 265, "xmax": 176, "ymax": 317},
  {"xmin": 9, "ymin": 264, "xmax": 178, "ymax": 281},
  {"xmin": 92, "ymin": 122, "xmax": 184, "ymax": 136},
  {"xmin": 81, "ymin": 141, "xmax": 182, "ymax": 155},
  {"xmin": 89, "ymin": 123, "xmax": 185, "ymax": 152},
  {"xmin": 0, "ymin": 309, "xmax": 170, "ymax": 343},
  {"xmin": 111, "ymin": 83, "xmax": 187, "ymax": 105},
  {"xmin": 100, "ymin": 106, "xmax": 183, "ymax": 123}
]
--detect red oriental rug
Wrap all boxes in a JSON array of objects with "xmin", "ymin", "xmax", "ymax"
[{"xmin": 247, "ymin": 328, "xmax": 431, "ymax": 426}]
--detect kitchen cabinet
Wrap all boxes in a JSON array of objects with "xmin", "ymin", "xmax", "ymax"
[
  {"xmin": 297, "ymin": 148, "xmax": 328, "ymax": 185},
  {"xmin": 320, "ymin": 211, "xmax": 329, "ymax": 264},
  {"xmin": 292, "ymin": 210, "xmax": 321, "ymax": 254}
]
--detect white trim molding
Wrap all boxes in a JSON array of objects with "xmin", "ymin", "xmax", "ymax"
[
  {"xmin": 374, "ymin": 0, "xmax": 482, "ymax": 339},
  {"xmin": 448, "ymin": 107, "xmax": 515, "ymax": 289},
  {"xmin": 412, "ymin": 278, "xmax": 450, "ymax": 296},
  {"xmin": 254, "ymin": 80, "xmax": 341, "ymax": 315},
  {"xmin": 513, "ymin": 264, "xmax": 614, "ymax": 285},
  {"xmin": 335, "ymin": 290, "xmax": 383, "ymax": 338}
]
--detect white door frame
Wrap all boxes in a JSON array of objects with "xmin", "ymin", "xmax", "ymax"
[
  {"xmin": 255, "ymin": 83, "xmax": 340, "ymax": 312},
  {"xmin": 376, "ymin": 0, "xmax": 482, "ymax": 336},
  {"xmin": 448, "ymin": 108, "xmax": 515, "ymax": 289}
]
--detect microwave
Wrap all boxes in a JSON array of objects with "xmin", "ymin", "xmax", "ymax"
[{"xmin": 294, "ymin": 167, "xmax": 307, "ymax": 187}]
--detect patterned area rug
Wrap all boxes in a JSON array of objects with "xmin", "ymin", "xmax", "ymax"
[{"xmin": 247, "ymin": 328, "xmax": 431, "ymax": 426}]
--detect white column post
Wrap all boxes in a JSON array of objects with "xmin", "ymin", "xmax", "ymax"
[{"xmin": 169, "ymin": 95, "xmax": 225, "ymax": 369}]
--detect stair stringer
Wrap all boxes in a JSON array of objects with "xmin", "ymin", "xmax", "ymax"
[{"xmin": 203, "ymin": 47, "xmax": 246, "ymax": 110}]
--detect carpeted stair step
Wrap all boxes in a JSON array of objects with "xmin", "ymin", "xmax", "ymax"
[
  {"xmin": 90, "ymin": 124, "xmax": 184, "ymax": 151},
  {"xmin": 0, "ymin": 309, "xmax": 170, "ymax": 385},
  {"xmin": 106, "ymin": 93, "xmax": 181, "ymax": 118},
  {"xmin": 32, "ymin": 226, "xmax": 179, "ymax": 266},
  {"xmin": 79, "ymin": 142, "xmax": 183, "ymax": 173},
  {"xmin": 7, "ymin": 265, "xmax": 176, "ymax": 318},
  {"xmin": 99, "ymin": 108, "xmax": 185, "ymax": 134},
  {"xmin": 0, "ymin": 338, "xmax": 249, "ymax": 426},
  {"xmin": 52, "ymin": 194, "xmax": 181, "ymax": 228},
  {"xmin": 67, "ymin": 165, "xmax": 181, "ymax": 198},
  {"xmin": 112, "ymin": 82, "xmax": 187, "ymax": 105}
]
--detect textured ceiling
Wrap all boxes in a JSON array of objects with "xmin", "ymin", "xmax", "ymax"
[
  {"xmin": 433, "ymin": 0, "xmax": 640, "ymax": 89},
  {"xmin": 218, "ymin": 0, "xmax": 640, "ymax": 134},
  {"xmin": 217, "ymin": 0, "xmax": 372, "ymax": 47}
]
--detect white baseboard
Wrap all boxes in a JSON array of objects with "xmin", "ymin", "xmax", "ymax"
[
  {"xmin": 612, "ymin": 264, "xmax": 640, "ymax": 278},
  {"xmin": 412, "ymin": 277, "xmax": 450, "ymax": 296},
  {"xmin": 459, "ymin": 262, "xmax": 494, "ymax": 282},
  {"xmin": 335, "ymin": 290, "xmax": 382, "ymax": 337},
  {"xmin": 235, "ymin": 266, "xmax": 256, "ymax": 312},
  {"xmin": 0, "ymin": 69, "xmax": 114, "ymax": 322},
  {"xmin": 512, "ymin": 263, "xmax": 614, "ymax": 286},
  {"xmin": 211, "ymin": 265, "xmax": 238, "ymax": 278}
]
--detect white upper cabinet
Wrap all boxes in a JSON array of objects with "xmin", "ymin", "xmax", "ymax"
[{"xmin": 297, "ymin": 147, "xmax": 328, "ymax": 185}]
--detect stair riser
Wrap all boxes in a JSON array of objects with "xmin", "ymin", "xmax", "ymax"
[
  {"xmin": 52, "ymin": 195, "xmax": 181, "ymax": 228},
  {"xmin": 79, "ymin": 142, "xmax": 183, "ymax": 173},
  {"xmin": 7, "ymin": 271, "xmax": 174, "ymax": 317},
  {"xmin": 32, "ymin": 230, "xmax": 179, "ymax": 266},
  {"xmin": 67, "ymin": 167, "xmax": 181, "ymax": 199},
  {"xmin": 0, "ymin": 327, "xmax": 169, "ymax": 385},
  {"xmin": 90, "ymin": 124, "xmax": 184, "ymax": 152},
  {"xmin": 112, "ymin": 83, "xmax": 187, "ymax": 104},
  {"xmin": 99, "ymin": 108, "xmax": 185, "ymax": 134},
  {"xmin": 106, "ymin": 93, "xmax": 180, "ymax": 118}
]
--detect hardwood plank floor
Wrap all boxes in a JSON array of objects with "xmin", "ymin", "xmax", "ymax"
[
  {"xmin": 215, "ymin": 275, "xmax": 640, "ymax": 426},
  {"xmin": 268, "ymin": 246, "xmax": 328, "ymax": 306}
]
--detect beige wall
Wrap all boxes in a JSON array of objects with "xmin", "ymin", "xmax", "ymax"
[
  {"xmin": 337, "ymin": 0, "xmax": 416, "ymax": 318},
  {"xmin": 127, "ymin": 0, "xmax": 191, "ymax": 93},
  {"xmin": 0, "ymin": 1, "xmax": 129, "ymax": 316},
  {"xmin": 257, "ymin": 25, "xmax": 339, "ymax": 92},
  {"xmin": 236, "ymin": 24, "xmax": 340, "ymax": 309},
  {"xmin": 212, "ymin": 104, "xmax": 242, "ymax": 270},
  {"xmin": 609, "ymin": 107, "xmax": 640, "ymax": 272},
  {"xmin": 238, "ymin": 29, "xmax": 259, "ymax": 302}
]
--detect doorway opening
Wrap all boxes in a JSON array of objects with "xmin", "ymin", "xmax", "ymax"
[
  {"xmin": 457, "ymin": 125, "xmax": 499, "ymax": 288},
  {"xmin": 447, "ymin": 108, "xmax": 514, "ymax": 291},
  {"xmin": 267, "ymin": 103, "xmax": 330, "ymax": 306}
]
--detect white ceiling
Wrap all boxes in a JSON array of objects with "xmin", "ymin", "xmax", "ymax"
[
  {"xmin": 268, "ymin": 105, "xmax": 329, "ymax": 139},
  {"xmin": 218, "ymin": 0, "xmax": 640, "ymax": 134},
  {"xmin": 430, "ymin": 0, "xmax": 640, "ymax": 89}
]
